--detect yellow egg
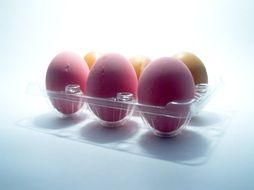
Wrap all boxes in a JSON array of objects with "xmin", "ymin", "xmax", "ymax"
[
  {"xmin": 173, "ymin": 52, "xmax": 208, "ymax": 84},
  {"xmin": 84, "ymin": 51, "xmax": 101, "ymax": 69},
  {"xmin": 129, "ymin": 55, "xmax": 151, "ymax": 79}
]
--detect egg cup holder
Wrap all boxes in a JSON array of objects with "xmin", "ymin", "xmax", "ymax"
[
  {"xmin": 19, "ymin": 77, "xmax": 231, "ymax": 165},
  {"xmin": 30, "ymin": 75, "xmax": 221, "ymax": 138}
]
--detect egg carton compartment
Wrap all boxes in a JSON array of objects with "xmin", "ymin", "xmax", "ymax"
[
  {"xmin": 25, "ymin": 75, "xmax": 222, "ymax": 137},
  {"xmin": 18, "ymin": 77, "xmax": 229, "ymax": 165}
]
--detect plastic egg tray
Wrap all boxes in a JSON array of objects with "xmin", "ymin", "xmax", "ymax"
[
  {"xmin": 32, "ymin": 76, "xmax": 221, "ymax": 137},
  {"xmin": 18, "ymin": 76, "xmax": 231, "ymax": 165}
]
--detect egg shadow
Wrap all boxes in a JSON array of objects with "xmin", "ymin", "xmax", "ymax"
[
  {"xmin": 138, "ymin": 129, "xmax": 210, "ymax": 165},
  {"xmin": 190, "ymin": 110, "xmax": 229, "ymax": 127},
  {"xmin": 29, "ymin": 112, "xmax": 89, "ymax": 130},
  {"xmin": 79, "ymin": 119, "xmax": 139, "ymax": 144}
]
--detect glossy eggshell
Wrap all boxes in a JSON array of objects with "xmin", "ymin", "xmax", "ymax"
[
  {"xmin": 86, "ymin": 53, "xmax": 138, "ymax": 123},
  {"xmin": 46, "ymin": 51, "xmax": 89, "ymax": 115},
  {"xmin": 138, "ymin": 57, "xmax": 195, "ymax": 135},
  {"xmin": 129, "ymin": 55, "xmax": 151, "ymax": 79},
  {"xmin": 84, "ymin": 51, "xmax": 101, "ymax": 69},
  {"xmin": 173, "ymin": 52, "xmax": 208, "ymax": 84}
]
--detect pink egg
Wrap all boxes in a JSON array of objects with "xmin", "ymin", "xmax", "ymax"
[
  {"xmin": 86, "ymin": 53, "xmax": 138, "ymax": 125},
  {"xmin": 138, "ymin": 57, "xmax": 195, "ymax": 136},
  {"xmin": 46, "ymin": 51, "xmax": 89, "ymax": 115}
]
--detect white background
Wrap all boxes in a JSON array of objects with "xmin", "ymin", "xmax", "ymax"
[{"xmin": 1, "ymin": 0, "xmax": 254, "ymax": 189}]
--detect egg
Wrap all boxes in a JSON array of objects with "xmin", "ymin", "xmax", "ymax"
[
  {"xmin": 129, "ymin": 55, "xmax": 151, "ymax": 79},
  {"xmin": 173, "ymin": 52, "xmax": 208, "ymax": 84},
  {"xmin": 46, "ymin": 51, "xmax": 89, "ymax": 115},
  {"xmin": 86, "ymin": 53, "xmax": 138, "ymax": 125},
  {"xmin": 84, "ymin": 51, "xmax": 101, "ymax": 69},
  {"xmin": 138, "ymin": 57, "xmax": 195, "ymax": 136}
]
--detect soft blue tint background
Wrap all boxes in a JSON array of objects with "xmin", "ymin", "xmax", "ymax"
[{"xmin": 0, "ymin": 0, "xmax": 254, "ymax": 190}]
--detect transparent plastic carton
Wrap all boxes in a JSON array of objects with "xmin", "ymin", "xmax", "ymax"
[
  {"xmin": 21, "ymin": 76, "xmax": 231, "ymax": 165},
  {"xmin": 39, "ymin": 76, "xmax": 221, "ymax": 137}
]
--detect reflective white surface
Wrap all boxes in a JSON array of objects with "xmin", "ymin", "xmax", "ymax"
[{"xmin": 1, "ymin": 0, "xmax": 254, "ymax": 189}]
